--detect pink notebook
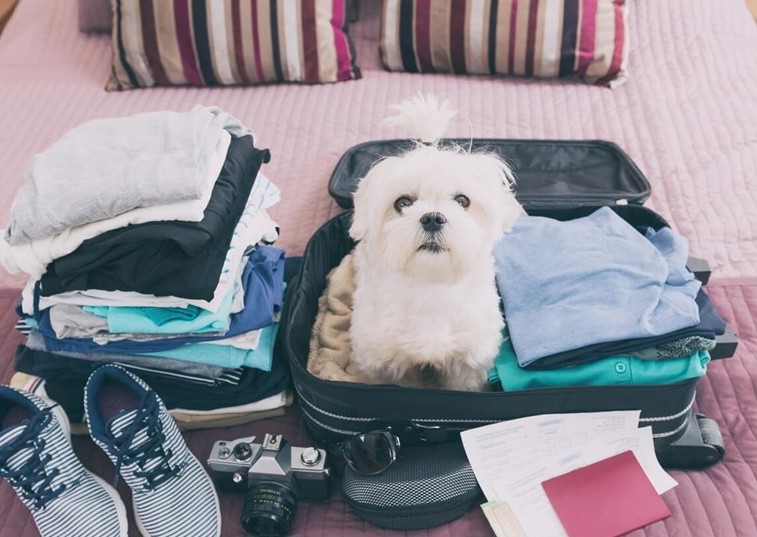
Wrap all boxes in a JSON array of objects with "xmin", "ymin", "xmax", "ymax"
[{"xmin": 541, "ymin": 450, "xmax": 671, "ymax": 537}]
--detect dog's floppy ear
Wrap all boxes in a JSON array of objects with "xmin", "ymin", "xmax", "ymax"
[
  {"xmin": 350, "ymin": 155, "xmax": 399, "ymax": 241},
  {"xmin": 349, "ymin": 174, "xmax": 372, "ymax": 241},
  {"xmin": 496, "ymin": 159, "xmax": 524, "ymax": 233},
  {"xmin": 500, "ymin": 190, "xmax": 525, "ymax": 233},
  {"xmin": 472, "ymin": 153, "xmax": 524, "ymax": 233}
]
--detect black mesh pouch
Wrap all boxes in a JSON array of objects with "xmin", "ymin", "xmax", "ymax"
[{"xmin": 340, "ymin": 442, "xmax": 481, "ymax": 530}]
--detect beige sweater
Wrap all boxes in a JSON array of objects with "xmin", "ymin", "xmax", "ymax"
[{"xmin": 307, "ymin": 254, "xmax": 362, "ymax": 382}]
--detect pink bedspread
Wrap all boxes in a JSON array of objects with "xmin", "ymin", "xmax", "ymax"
[
  {"xmin": 2, "ymin": 0, "xmax": 757, "ymax": 536},
  {"xmin": 1, "ymin": 0, "xmax": 757, "ymax": 289}
]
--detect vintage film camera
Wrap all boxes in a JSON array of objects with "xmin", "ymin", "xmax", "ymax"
[{"xmin": 208, "ymin": 433, "xmax": 331, "ymax": 536}]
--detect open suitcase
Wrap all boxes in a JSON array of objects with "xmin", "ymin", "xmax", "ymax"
[{"xmin": 279, "ymin": 139, "xmax": 738, "ymax": 469}]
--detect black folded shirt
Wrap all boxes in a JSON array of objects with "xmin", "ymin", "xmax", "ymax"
[{"xmin": 40, "ymin": 136, "xmax": 269, "ymax": 300}]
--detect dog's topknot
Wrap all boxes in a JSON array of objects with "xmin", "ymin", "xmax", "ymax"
[{"xmin": 383, "ymin": 93, "xmax": 456, "ymax": 145}]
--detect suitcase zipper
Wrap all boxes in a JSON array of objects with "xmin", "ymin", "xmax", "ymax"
[
  {"xmin": 296, "ymin": 384, "xmax": 502, "ymax": 424},
  {"xmin": 296, "ymin": 384, "xmax": 696, "ymax": 439}
]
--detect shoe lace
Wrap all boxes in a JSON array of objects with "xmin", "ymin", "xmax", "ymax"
[
  {"xmin": 106, "ymin": 392, "xmax": 183, "ymax": 491},
  {"xmin": 0, "ymin": 409, "xmax": 67, "ymax": 509}
]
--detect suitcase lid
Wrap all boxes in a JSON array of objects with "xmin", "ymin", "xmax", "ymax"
[{"xmin": 328, "ymin": 139, "xmax": 651, "ymax": 210}]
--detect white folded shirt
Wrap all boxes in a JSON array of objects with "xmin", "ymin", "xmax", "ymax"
[
  {"xmin": 1, "ymin": 131, "xmax": 231, "ymax": 279},
  {"xmin": 5, "ymin": 105, "xmax": 255, "ymax": 245}
]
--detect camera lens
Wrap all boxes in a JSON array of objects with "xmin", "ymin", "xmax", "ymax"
[{"xmin": 241, "ymin": 481, "xmax": 298, "ymax": 537}]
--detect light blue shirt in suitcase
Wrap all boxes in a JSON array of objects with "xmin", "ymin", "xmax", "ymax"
[
  {"xmin": 488, "ymin": 336, "xmax": 710, "ymax": 390},
  {"xmin": 493, "ymin": 207, "xmax": 702, "ymax": 367}
]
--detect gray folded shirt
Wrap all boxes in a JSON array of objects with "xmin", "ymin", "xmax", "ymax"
[
  {"xmin": 26, "ymin": 330, "xmax": 232, "ymax": 381},
  {"xmin": 48, "ymin": 303, "xmax": 225, "ymax": 342}
]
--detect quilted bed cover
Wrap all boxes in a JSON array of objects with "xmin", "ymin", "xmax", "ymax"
[{"xmin": 1, "ymin": 0, "xmax": 757, "ymax": 535}]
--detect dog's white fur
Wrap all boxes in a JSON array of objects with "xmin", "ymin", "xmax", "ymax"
[
  {"xmin": 349, "ymin": 94, "xmax": 523, "ymax": 391},
  {"xmin": 382, "ymin": 93, "xmax": 457, "ymax": 144}
]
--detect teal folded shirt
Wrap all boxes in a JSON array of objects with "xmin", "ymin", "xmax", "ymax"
[
  {"xmin": 84, "ymin": 283, "xmax": 235, "ymax": 335},
  {"xmin": 136, "ymin": 324, "xmax": 278, "ymax": 371},
  {"xmin": 488, "ymin": 336, "xmax": 710, "ymax": 391}
]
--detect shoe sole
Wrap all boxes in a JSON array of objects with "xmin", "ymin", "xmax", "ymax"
[
  {"xmin": 50, "ymin": 401, "xmax": 130, "ymax": 537},
  {"xmin": 131, "ymin": 448, "xmax": 222, "ymax": 537}
]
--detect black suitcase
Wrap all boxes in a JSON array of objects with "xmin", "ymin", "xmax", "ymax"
[{"xmin": 279, "ymin": 139, "xmax": 736, "ymax": 468}]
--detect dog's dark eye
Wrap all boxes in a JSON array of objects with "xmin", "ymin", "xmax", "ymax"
[
  {"xmin": 454, "ymin": 194, "xmax": 470, "ymax": 208},
  {"xmin": 394, "ymin": 196, "xmax": 414, "ymax": 212}
]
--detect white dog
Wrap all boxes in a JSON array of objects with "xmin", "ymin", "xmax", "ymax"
[{"xmin": 348, "ymin": 95, "xmax": 523, "ymax": 391}]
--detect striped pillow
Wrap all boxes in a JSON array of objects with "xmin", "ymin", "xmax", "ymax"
[
  {"xmin": 108, "ymin": 0, "xmax": 361, "ymax": 90},
  {"xmin": 380, "ymin": 0, "xmax": 629, "ymax": 87}
]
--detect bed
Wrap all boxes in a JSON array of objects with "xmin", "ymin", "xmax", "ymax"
[{"xmin": 1, "ymin": 0, "xmax": 757, "ymax": 535}]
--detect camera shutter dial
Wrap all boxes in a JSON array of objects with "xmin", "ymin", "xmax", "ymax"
[
  {"xmin": 233, "ymin": 442, "xmax": 253, "ymax": 461},
  {"xmin": 300, "ymin": 447, "xmax": 322, "ymax": 466}
]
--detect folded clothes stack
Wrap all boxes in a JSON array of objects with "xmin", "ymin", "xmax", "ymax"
[
  {"xmin": 1, "ymin": 106, "xmax": 291, "ymax": 427},
  {"xmin": 489, "ymin": 207, "xmax": 726, "ymax": 390}
]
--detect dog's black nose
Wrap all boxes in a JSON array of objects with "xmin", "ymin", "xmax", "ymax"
[{"xmin": 420, "ymin": 212, "xmax": 447, "ymax": 232}]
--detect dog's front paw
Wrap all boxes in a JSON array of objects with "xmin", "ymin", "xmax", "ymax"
[{"xmin": 442, "ymin": 363, "xmax": 491, "ymax": 392}]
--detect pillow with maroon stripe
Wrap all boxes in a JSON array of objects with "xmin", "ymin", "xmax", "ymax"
[
  {"xmin": 380, "ymin": 0, "xmax": 629, "ymax": 87},
  {"xmin": 108, "ymin": 0, "xmax": 361, "ymax": 90}
]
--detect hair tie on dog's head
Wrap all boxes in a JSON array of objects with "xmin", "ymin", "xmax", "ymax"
[{"xmin": 383, "ymin": 93, "xmax": 457, "ymax": 145}]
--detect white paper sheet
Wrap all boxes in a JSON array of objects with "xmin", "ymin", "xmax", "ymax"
[{"xmin": 461, "ymin": 412, "xmax": 677, "ymax": 537}]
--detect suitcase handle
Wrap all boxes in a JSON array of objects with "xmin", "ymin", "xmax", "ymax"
[
  {"xmin": 687, "ymin": 256, "xmax": 711, "ymax": 285},
  {"xmin": 711, "ymin": 327, "xmax": 738, "ymax": 360},
  {"xmin": 684, "ymin": 256, "xmax": 739, "ymax": 360}
]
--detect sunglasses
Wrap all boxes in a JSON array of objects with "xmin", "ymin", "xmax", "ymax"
[{"xmin": 337, "ymin": 431, "xmax": 402, "ymax": 476}]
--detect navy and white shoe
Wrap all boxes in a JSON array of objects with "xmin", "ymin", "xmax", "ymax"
[
  {"xmin": 0, "ymin": 385, "xmax": 128, "ymax": 537},
  {"xmin": 85, "ymin": 364, "xmax": 221, "ymax": 537}
]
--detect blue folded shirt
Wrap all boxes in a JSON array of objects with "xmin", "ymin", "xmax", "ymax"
[
  {"xmin": 525, "ymin": 288, "xmax": 724, "ymax": 370},
  {"xmin": 493, "ymin": 207, "xmax": 701, "ymax": 367}
]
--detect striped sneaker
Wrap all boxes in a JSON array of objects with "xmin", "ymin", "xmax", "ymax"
[
  {"xmin": 85, "ymin": 365, "xmax": 221, "ymax": 537},
  {"xmin": 0, "ymin": 385, "xmax": 128, "ymax": 537}
]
